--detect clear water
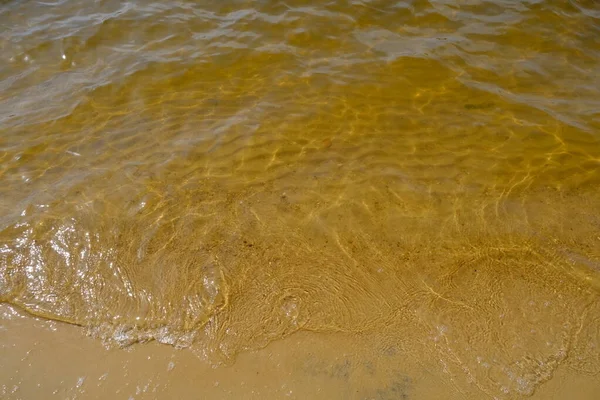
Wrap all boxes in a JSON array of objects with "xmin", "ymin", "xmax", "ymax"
[{"xmin": 1, "ymin": 1, "xmax": 600, "ymax": 398}]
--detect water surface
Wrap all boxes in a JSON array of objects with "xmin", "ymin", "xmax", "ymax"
[{"xmin": 1, "ymin": 0, "xmax": 600, "ymax": 398}]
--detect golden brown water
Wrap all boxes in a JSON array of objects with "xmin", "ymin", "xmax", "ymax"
[{"xmin": 1, "ymin": 0, "xmax": 600, "ymax": 398}]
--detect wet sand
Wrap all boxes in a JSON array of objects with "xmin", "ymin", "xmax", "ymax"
[{"xmin": 2, "ymin": 304, "xmax": 599, "ymax": 400}]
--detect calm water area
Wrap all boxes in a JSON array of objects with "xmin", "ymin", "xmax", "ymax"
[{"xmin": 1, "ymin": 0, "xmax": 600, "ymax": 398}]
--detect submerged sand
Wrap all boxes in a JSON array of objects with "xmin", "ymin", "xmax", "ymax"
[{"xmin": 2, "ymin": 0, "xmax": 600, "ymax": 398}]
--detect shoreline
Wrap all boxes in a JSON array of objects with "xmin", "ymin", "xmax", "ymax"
[{"xmin": 2, "ymin": 303, "xmax": 599, "ymax": 399}]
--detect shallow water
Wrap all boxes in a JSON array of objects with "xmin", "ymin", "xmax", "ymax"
[{"xmin": 1, "ymin": 0, "xmax": 600, "ymax": 398}]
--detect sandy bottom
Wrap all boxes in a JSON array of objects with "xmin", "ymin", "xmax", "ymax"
[{"xmin": 2, "ymin": 1, "xmax": 600, "ymax": 399}]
